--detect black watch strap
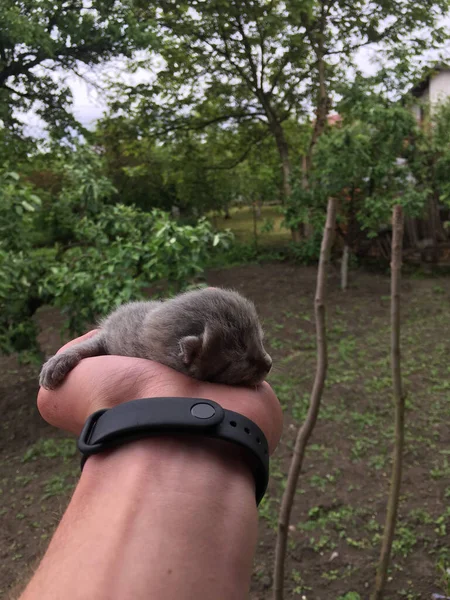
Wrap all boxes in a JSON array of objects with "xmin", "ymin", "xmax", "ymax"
[{"xmin": 77, "ymin": 397, "xmax": 269, "ymax": 506}]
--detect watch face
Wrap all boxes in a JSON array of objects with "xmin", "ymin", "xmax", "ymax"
[{"xmin": 190, "ymin": 403, "xmax": 217, "ymax": 419}]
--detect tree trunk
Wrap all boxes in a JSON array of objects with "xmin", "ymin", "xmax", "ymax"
[
  {"xmin": 256, "ymin": 199, "xmax": 262, "ymax": 220},
  {"xmin": 273, "ymin": 197, "xmax": 337, "ymax": 600},
  {"xmin": 371, "ymin": 205, "xmax": 405, "ymax": 600},
  {"xmin": 305, "ymin": 52, "xmax": 329, "ymax": 176},
  {"xmin": 404, "ymin": 215, "xmax": 419, "ymax": 249},
  {"xmin": 252, "ymin": 200, "xmax": 258, "ymax": 250},
  {"xmin": 341, "ymin": 244, "xmax": 349, "ymax": 291},
  {"xmin": 260, "ymin": 94, "xmax": 303, "ymax": 239},
  {"xmin": 263, "ymin": 106, "xmax": 292, "ymax": 201},
  {"xmin": 302, "ymin": 31, "xmax": 330, "ymax": 239},
  {"xmin": 428, "ymin": 193, "xmax": 446, "ymax": 244},
  {"xmin": 271, "ymin": 123, "xmax": 303, "ymax": 241}
]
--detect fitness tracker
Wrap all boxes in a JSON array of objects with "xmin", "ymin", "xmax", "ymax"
[{"xmin": 77, "ymin": 397, "xmax": 269, "ymax": 506}]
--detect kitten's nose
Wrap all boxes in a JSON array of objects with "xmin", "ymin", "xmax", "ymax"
[{"xmin": 263, "ymin": 354, "xmax": 272, "ymax": 374}]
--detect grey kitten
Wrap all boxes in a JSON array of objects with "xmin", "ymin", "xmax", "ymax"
[{"xmin": 39, "ymin": 287, "xmax": 272, "ymax": 390}]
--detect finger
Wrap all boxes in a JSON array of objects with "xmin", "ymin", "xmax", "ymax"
[{"xmin": 37, "ymin": 356, "xmax": 201, "ymax": 435}]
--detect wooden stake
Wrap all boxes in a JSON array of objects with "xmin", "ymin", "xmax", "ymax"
[
  {"xmin": 371, "ymin": 205, "xmax": 405, "ymax": 600},
  {"xmin": 341, "ymin": 244, "xmax": 349, "ymax": 291},
  {"xmin": 273, "ymin": 197, "xmax": 337, "ymax": 600}
]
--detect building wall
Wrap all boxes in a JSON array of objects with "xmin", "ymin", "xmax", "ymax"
[
  {"xmin": 412, "ymin": 73, "xmax": 449, "ymax": 122},
  {"xmin": 429, "ymin": 70, "xmax": 450, "ymax": 104}
]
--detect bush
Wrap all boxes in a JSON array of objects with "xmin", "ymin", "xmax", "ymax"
[{"xmin": 0, "ymin": 202, "xmax": 233, "ymax": 352}]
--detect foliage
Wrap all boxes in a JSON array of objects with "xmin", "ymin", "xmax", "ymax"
[
  {"xmin": 309, "ymin": 92, "xmax": 428, "ymax": 254},
  {"xmin": 42, "ymin": 205, "xmax": 233, "ymax": 333},
  {"xmin": 0, "ymin": 171, "xmax": 42, "ymax": 251},
  {"xmin": 0, "ymin": 169, "xmax": 47, "ymax": 352},
  {"xmin": 432, "ymin": 100, "xmax": 450, "ymax": 206},
  {"xmin": 38, "ymin": 143, "xmax": 118, "ymax": 245},
  {"xmin": 95, "ymin": 116, "xmax": 281, "ymax": 217},
  {"xmin": 0, "ymin": 143, "xmax": 233, "ymax": 353},
  {"xmin": 411, "ymin": 98, "xmax": 450, "ymax": 209},
  {"xmin": 108, "ymin": 0, "xmax": 450, "ymax": 230},
  {"xmin": 0, "ymin": 247, "xmax": 55, "ymax": 353},
  {"xmin": 0, "ymin": 0, "xmax": 154, "ymax": 137}
]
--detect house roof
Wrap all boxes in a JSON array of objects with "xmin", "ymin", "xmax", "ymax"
[{"xmin": 410, "ymin": 64, "xmax": 450, "ymax": 98}]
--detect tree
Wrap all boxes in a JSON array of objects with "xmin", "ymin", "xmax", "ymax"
[
  {"xmin": 109, "ymin": 1, "xmax": 310, "ymax": 217},
  {"xmin": 95, "ymin": 113, "xmax": 280, "ymax": 218},
  {"xmin": 0, "ymin": 141, "xmax": 233, "ymax": 354},
  {"xmin": 311, "ymin": 89, "xmax": 427, "ymax": 285},
  {"xmin": 409, "ymin": 97, "xmax": 450, "ymax": 255},
  {"xmin": 0, "ymin": 0, "xmax": 154, "ymax": 136},
  {"xmin": 108, "ymin": 0, "xmax": 449, "ymax": 239}
]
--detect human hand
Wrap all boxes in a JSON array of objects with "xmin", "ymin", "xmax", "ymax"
[
  {"xmin": 28, "ymin": 330, "xmax": 283, "ymax": 600},
  {"xmin": 37, "ymin": 330, "xmax": 283, "ymax": 454}
]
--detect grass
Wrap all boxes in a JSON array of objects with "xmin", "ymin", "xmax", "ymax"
[{"xmin": 212, "ymin": 205, "xmax": 291, "ymax": 247}]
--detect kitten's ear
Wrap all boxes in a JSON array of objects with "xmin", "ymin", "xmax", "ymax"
[{"xmin": 179, "ymin": 334, "xmax": 204, "ymax": 366}]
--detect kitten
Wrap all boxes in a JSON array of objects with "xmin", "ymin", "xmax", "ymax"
[{"xmin": 39, "ymin": 287, "xmax": 272, "ymax": 390}]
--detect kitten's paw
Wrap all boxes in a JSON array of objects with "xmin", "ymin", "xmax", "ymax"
[{"xmin": 39, "ymin": 352, "xmax": 81, "ymax": 390}]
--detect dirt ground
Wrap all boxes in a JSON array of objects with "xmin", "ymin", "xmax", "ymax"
[{"xmin": 1, "ymin": 263, "xmax": 449, "ymax": 599}]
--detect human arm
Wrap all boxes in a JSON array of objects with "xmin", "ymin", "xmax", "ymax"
[{"xmin": 19, "ymin": 332, "xmax": 283, "ymax": 600}]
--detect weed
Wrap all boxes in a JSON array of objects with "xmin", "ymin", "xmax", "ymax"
[
  {"xmin": 291, "ymin": 568, "xmax": 312, "ymax": 594},
  {"xmin": 309, "ymin": 534, "xmax": 336, "ymax": 552},
  {"xmin": 430, "ymin": 458, "xmax": 450, "ymax": 480},
  {"xmin": 392, "ymin": 527, "xmax": 417, "ymax": 557},
  {"xmin": 368, "ymin": 453, "xmax": 388, "ymax": 470},
  {"xmin": 309, "ymin": 470, "xmax": 341, "ymax": 491},
  {"xmin": 437, "ymin": 556, "xmax": 450, "ymax": 595},
  {"xmin": 337, "ymin": 336, "xmax": 357, "ymax": 363},
  {"xmin": 321, "ymin": 569, "xmax": 339, "ymax": 581},
  {"xmin": 14, "ymin": 474, "xmax": 38, "ymax": 487},
  {"xmin": 432, "ymin": 285, "xmax": 445, "ymax": 294},
  {"xmin": 258, "ymin": 495, "xmax": 278, "ymax": 530},
  {"xmin": 23, "ymin": 438, "xmax": 77, "ymax": 463},
  {"xmin": 408, "ymin": 508, "xmax": 434, "ymax": 525},
  {"xmin": 41, "ymin": 474, "xmax": 75, "ymax": 500},
  {"xmin": 351, "ymin": 436, "xmax": 378, "ymax": 461},
  {"xmin": 434, "ymin": 508, "xmax": 450, "ymax": 537}
]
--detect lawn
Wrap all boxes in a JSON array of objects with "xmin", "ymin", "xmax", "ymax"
[
  {"xmin": 1, "ymin": 263, "xmax": 450, "ymax": 599},
  {"xmin": 212, "ymin": 204, "xmax": 291, "ymax": 247}
]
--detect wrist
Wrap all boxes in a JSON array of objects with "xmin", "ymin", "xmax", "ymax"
[
  {"xmin": 29, "ymin": 436, "xmax": 259, "ymax": 600},
  {"xmin": 81, "ymin": 434, "xmax": 258, "ymax": 508}
]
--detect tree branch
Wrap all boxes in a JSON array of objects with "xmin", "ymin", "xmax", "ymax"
[
  {"xmin": 204, "ymin": 129, "xmax": 271, "ymax": 170},
  {"xmin": 235, "ymin": 14, "xmax": 260, "ymax": 88}
]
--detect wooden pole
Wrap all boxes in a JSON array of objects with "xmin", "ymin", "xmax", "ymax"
[
  {"xmin": 371, "ymin": 205, "xmax": 405, "ymax": 600},
  {"xmin": 273, "ymin": 197, "xmax": 337, "ymax": 600}
]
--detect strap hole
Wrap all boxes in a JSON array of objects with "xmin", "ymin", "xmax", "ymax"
[
  {"xmin": 230, "ymin": 421, "xmax": 237, "ymax": 427},
  {"xmin": 256, "ymin": 437, "xmax": 261, "ymax": 444},
  {"xmin": 244, "ymin": 427, "xmax": 250, "ymax": 434}
]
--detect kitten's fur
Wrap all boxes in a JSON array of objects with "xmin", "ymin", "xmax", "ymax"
[{"xmin": 39, "ymin": 287, "xmax": 272, "ymax": 390}]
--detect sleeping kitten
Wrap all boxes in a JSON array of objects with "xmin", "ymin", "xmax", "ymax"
[{"xmin": 39, "ymin": 287, "xmax": 272, "ymax": 390}]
